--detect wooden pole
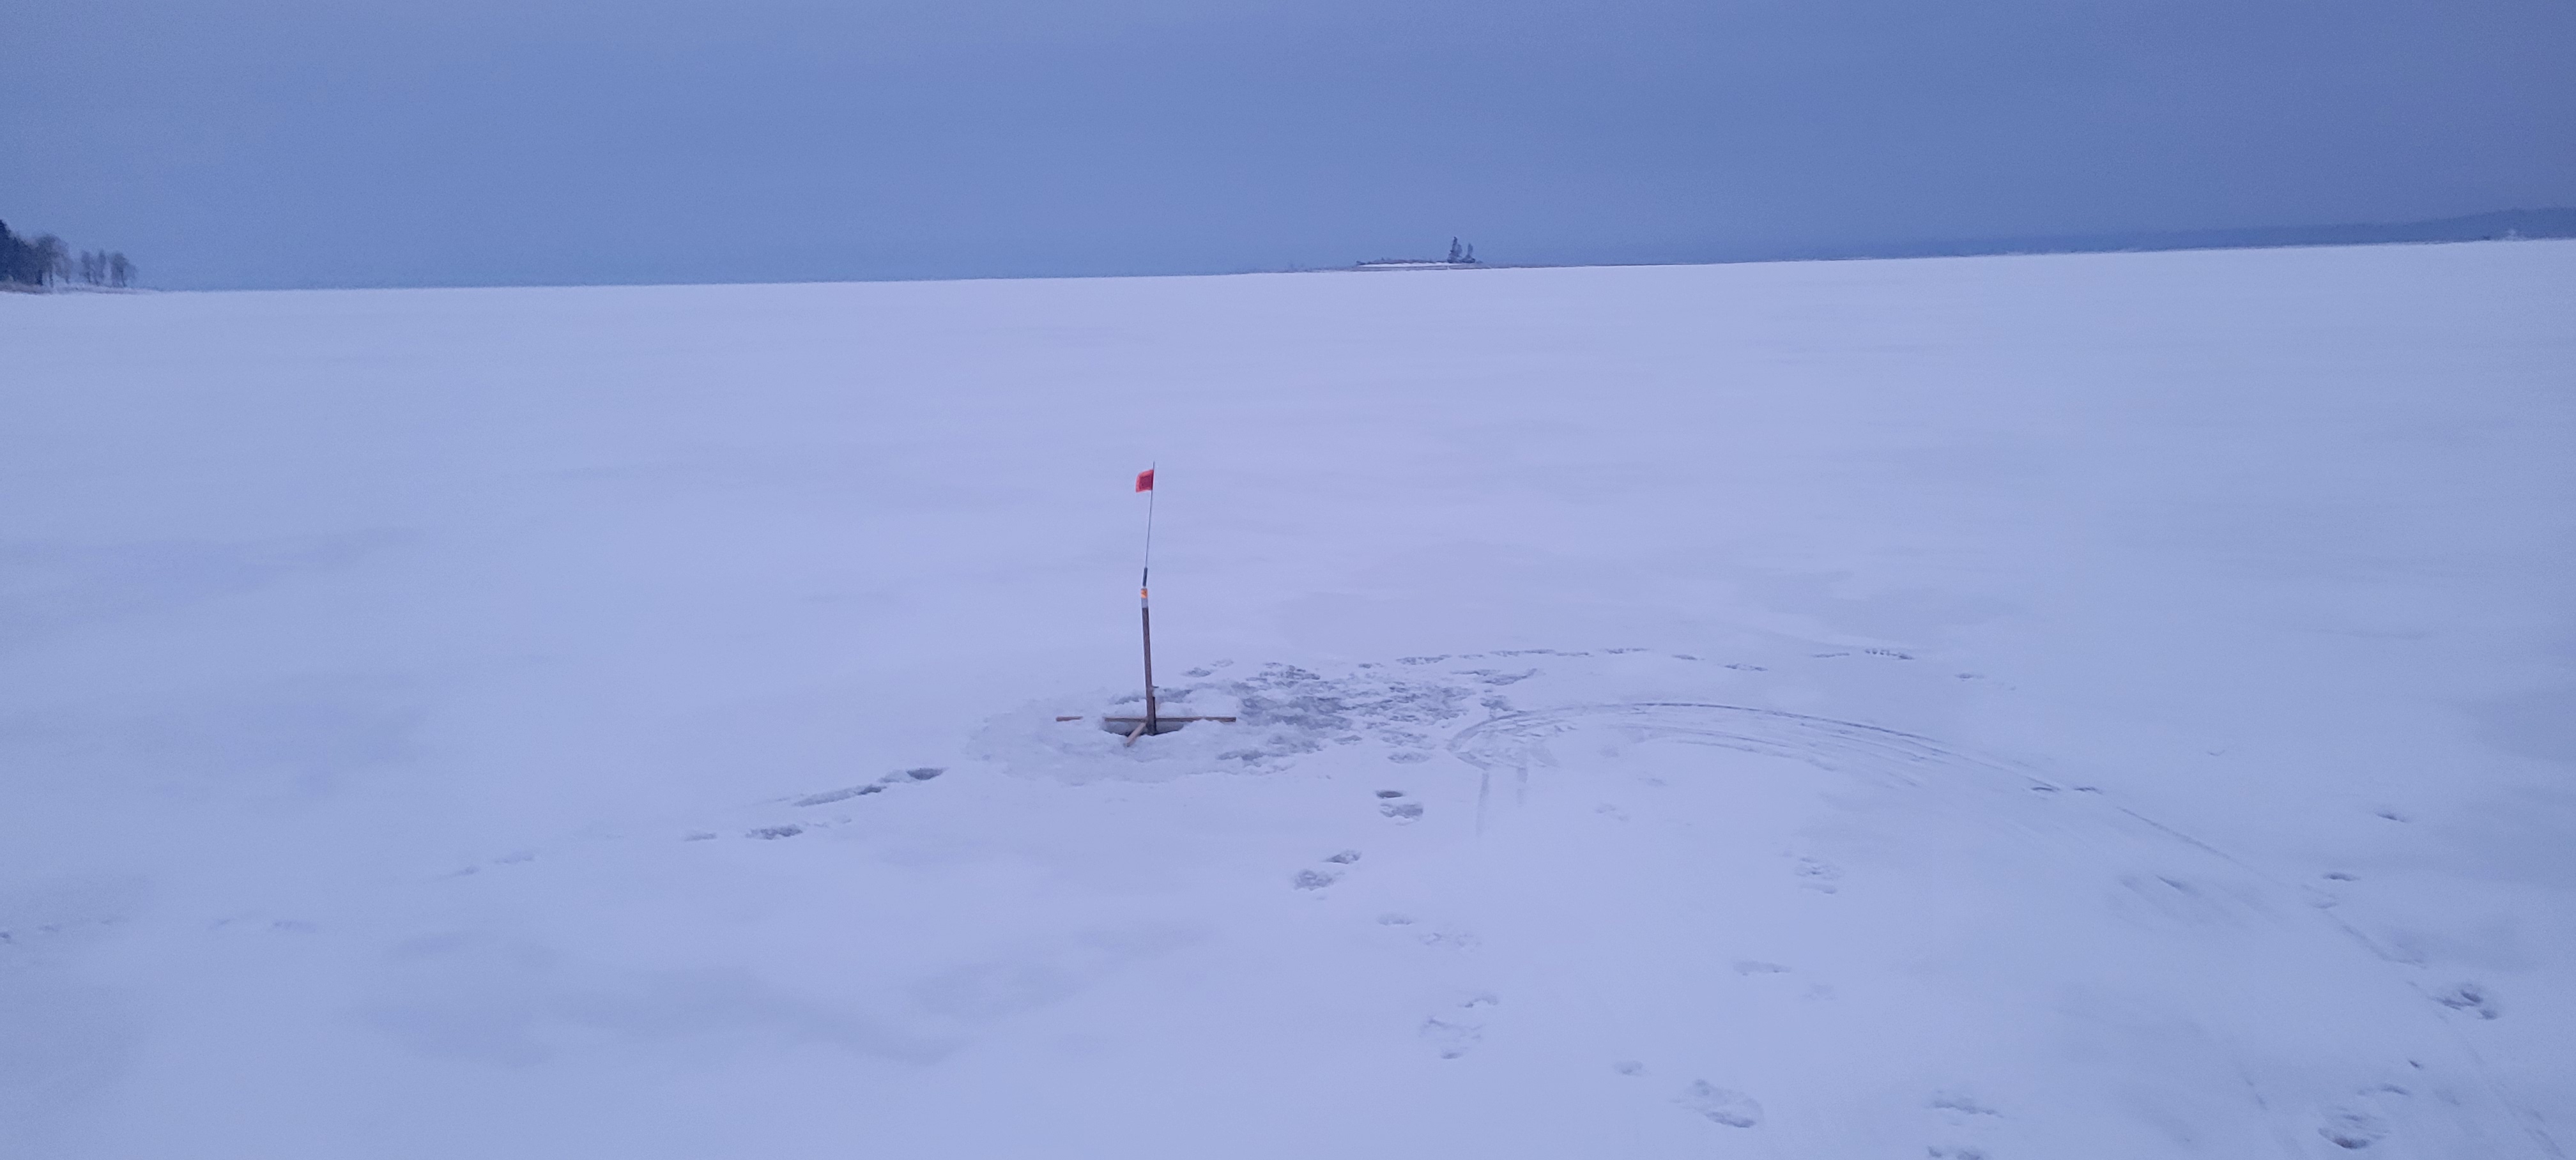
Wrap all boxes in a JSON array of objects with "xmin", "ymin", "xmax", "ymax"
[
  {"xmin": 1140, "ymin": 587, "xmax": 1158, "ymax": 735},
  {"xmin": 1137, "ymin": 464, "xmax": 1158, "ymax": 740}
]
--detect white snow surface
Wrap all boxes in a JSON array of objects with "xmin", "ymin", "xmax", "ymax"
[{"xmin": 4, "ymin": 242, "xmax": 2573, "ymax": 1159}]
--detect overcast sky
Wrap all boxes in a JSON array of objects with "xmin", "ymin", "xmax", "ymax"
[{"xmin": 6, "ymin": 0, "xmax": 2571, "ymax": 289}]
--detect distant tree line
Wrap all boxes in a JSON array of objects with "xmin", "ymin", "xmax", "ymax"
[{"xmin": 2, "ymin": 220, "xmax": 136, "ymax": 289}]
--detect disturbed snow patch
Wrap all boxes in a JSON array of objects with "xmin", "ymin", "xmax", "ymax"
[{"xmin": 970, "ymin": 661, "xmax": 1478, "ymax": 782}]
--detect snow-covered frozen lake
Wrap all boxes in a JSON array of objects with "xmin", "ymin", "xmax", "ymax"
[{"xmin": 4, "ymin": 241, "xmax": 2572, "ymax": 1158}]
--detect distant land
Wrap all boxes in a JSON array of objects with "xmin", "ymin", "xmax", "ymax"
[
  {"xmin": 1811, "ymin": 206, "xmax": 2576, "ymax": 263},
  {"xmin": 1342, "ymin": 208, "xmax": 2576, "ymax": 273},
  {"xmin": 1421, "ymin": 208, "xmax": 2576, "ymax": 274}
]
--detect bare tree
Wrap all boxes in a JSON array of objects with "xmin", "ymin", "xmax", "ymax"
[
  {"xmin": 32, "ymin": 235, "xmax": 68, "ymax": 286},
  {"xmin": 108, "ymin": 252, "xmax": 134, "ymax": 288},
  {"xmin": 0, "ymin": 220, "xmax": 22, "ymax": 285}
]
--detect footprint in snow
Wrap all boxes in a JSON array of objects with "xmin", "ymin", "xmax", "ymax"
[
  {"xmin": 1419, "ymin": 927, "xmax": 1482, "ymax": 951},
  {"xmin": 2320, "ymin": 1107, "xmax": 2391, "ymax": 1150},
  {"xmin": 2319, "ymin": 1084, "xmax": 2412, "ymax": 1150},
  {"xmin": 1418, "ymin": 993, "xmax": 1499, "ymax": 1058},
  {"xmin": 2434, "ymin": 982, "xmax": 2499, "ymax": 1019},
  {"xmin": 1377, "ymin": 790, "xmax": 1425, "ymax": 822},
  {"xmin": 1928, "ymin": 1090, "xmax": 2000, "ymax": 1118},
  {"xmin": 1376, "ymin": 915, "xmax": 1479, "ymax": 951},
  {"xmin": 447, "ymin": 849, "xmax": 540, "ymax": 876},
  {"xmin": 1293, "ymin": 851, "xmax": 1361, "ymax": 890},
  {"xmin": 1676, "ymin": 1081, "xmax": 1761, "ymax": 1128},
  {"xmin": 1419, "ymin": 1018, "xmax": 1480, "ymax": 1058},
  {"xmin": 1793, "ymin": 855, "xmax": 1843, "ymax": 894}
]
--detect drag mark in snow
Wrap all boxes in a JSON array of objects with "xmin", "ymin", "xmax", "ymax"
[
  {"xmin": 670, "ymin": 765, "xmax": 955, "ymax": 843},
  {"xmin": 792, "ymin": 767, "xmax": 944, "ymax": 808},
  {"xmin": 1445, "ymin": 700, "xmax": 2063, "ymax": 831},
  {"xmin": 792, "ymin": 784, "xmax": 883, "ymax": 806}
]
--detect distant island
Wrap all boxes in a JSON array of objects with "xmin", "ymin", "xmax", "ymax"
[{"xmin": 1355, "ymin": 238, "xmax": 1485, "ymax": 270}]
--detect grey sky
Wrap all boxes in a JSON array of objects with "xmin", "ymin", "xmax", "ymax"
[{"xmin": 6, "ymin": 0, "xmax": 2571, "ymax": 289}]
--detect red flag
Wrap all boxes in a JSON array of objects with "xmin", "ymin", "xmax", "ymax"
[{"xmin": 1135, "ymin": 468, "xmax": 1155, "ymax": 492}]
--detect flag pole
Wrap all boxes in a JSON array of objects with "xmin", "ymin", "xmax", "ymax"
[
  {"xmin": 1139, "ymin": 464, "xmax": 1158, "ymax": 738},
  {"xmin": 1091, "ymin": 465, "xmax": 1232, "ymax": 743}
]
